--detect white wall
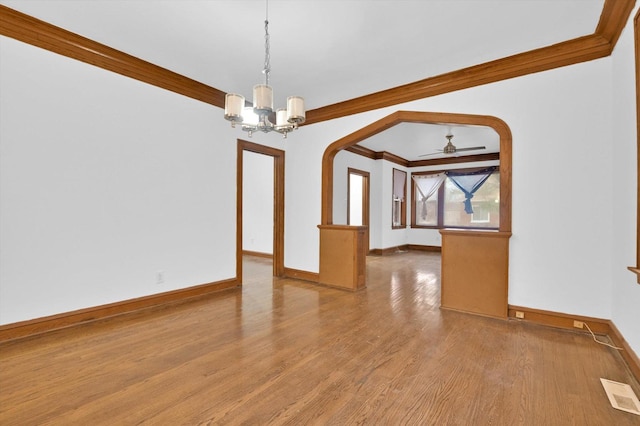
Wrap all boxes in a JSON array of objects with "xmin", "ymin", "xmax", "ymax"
[
  {"xmin": 1, "ymin": 9, "xmax": 637, "ymax": 359},
  {"xmin": 611, "ymin": 5, "xmax": 640, "ymax": 354},
  {"xmin": 332, "ymin": 150, "xmax": 383, "ymax": 249},
  {"xmin": 332, "ymin": 141, "xmax": 410, "ymax": 252},
  {"xmin": 242, "ymin": 151, "xmax": 274, "ymax": 254},
  {"xmin": 283, "ymin": 126, "xmax": 332, "ymax": 273},
  {"xmin": 0, "ymin": 36, "xmax": 237, "ymax": 324},
  {"xmin": 286, "ymin": 43, "xmax": 618, "ymax": 329}
]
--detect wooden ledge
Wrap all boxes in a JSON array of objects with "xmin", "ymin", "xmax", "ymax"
[
  {"xmin": 439, "ymin": 228, "xmax": 512, "ymax": 239},
  {"xmin": 318, "ymin": 224, "xmax": 367, "ymax": 231},
  {"xmin": 628, "ymin": 266, "xmax": 640, "ymax": 284}
]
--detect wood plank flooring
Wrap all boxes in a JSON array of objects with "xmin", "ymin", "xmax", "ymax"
[{"xmin": 1, "ymin": 252, "xmax": 639, "ymax": 425}]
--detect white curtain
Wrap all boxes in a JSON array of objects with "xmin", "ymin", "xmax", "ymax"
[{"xmin": 412, "ymin": 173, "xmax": 446, "ymax": 219}]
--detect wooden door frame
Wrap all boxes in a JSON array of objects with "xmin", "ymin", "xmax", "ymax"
[
  {"xmin": 347, "ymin": 168, "xmax": 371, "ymax": 253},
  {"xmin": 237, "ymin": 140, "xmax": 285, "ymax": 281},
  {"xmin": 631, "ymin": 8, "xmax": 640, "ymax": 281}
]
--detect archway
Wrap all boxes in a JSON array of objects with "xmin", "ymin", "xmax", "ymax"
[
  {"xmin": 319, "ymin": 110, "xmax": 513, "ymax": 317},
  {"xmin": 321, "ymin": 110, "xmax": 512, "ymax": 232}
]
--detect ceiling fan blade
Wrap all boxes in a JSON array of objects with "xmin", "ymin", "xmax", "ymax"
[
  {"xmin": 455, "ymin": 146, "xmax": 486, "ymax": 152},
  {"xmin": 417, "ymin": 144, "xmax": 486, "ymax": 158},
  {"xmin": 418, "ymin": 150, "xmax": 445, "ymax": 157}
]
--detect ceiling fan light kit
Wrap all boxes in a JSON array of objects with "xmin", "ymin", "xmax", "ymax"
[
  {"xmin": 443, "ymin": 134, "xmax": 457, "ymax": 154},
  {"xmin": 224, "ymin": 0, "xmax": 305, "ymax": 138},
  {"xmin": 420, "ymin": 133, "xmax": 486, "ymax": 157}
]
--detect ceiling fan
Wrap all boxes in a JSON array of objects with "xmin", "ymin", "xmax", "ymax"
[{"xmin": 419, "ymin": 134, "xmax": 486, "ymax": 157}]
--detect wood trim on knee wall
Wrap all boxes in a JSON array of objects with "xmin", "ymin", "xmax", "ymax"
[
  {"xmin": 369, "ymin": 246, "xmax": 408, "ymax": 256},
  {"xmin": 242, "ymin": 250, "xmax": 273, "ymax": 259},
  {"xmin": 283, "ymin": 268, "xmax": 319, "ymax": 283},
  {"xmin": 369, "ymin": 245, "xmax": 441, "ymax": 256},
  {"xmin": 407, "ymin": 244, "xmax": 442, "ymax": 253},
  {"xmin": 508, "ymin": 305, "xmax": 640, "ymax": 383},
  {"xmin": 0, "ymin": 278, "xmax": 239, "ymax": 343}
]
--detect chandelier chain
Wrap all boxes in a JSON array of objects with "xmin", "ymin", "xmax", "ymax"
[{"xmin": 263, "ymin": 14, "xmax": 270, "ymax": 85}]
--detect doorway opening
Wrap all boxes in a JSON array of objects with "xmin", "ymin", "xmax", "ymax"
[
  {"xmin": 348, "ymin": 168, "xmax": 370, "ymax": 253},
  {"xmin": 236, "ymin": 140, "xmax": 285, "ymax": 283}
]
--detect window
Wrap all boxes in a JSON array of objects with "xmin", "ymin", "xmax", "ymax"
[
  {"xmin": 417, "ymin": 190, "xmax": 439, "ymax": 226},
  {"xmin": 412, "ymin": 167, "xmax": 500, "ymax": 230},
  {"xmin": 392, "ymin": 169, "xmax": 407, "ymax": 228},
  {"xmin": 471, "ymin": 205, "xmax": 491, "ymax": 223},
  {"xmin": 412, "ymin": 172, "xmax": 446, "ymax": 227}
]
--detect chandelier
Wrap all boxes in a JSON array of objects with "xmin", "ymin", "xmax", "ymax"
[{"xmin": 223, "ymin": 0, "xmax": 305, "ymax": 138}]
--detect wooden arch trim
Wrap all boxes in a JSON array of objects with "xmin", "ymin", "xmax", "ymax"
[{"xmin": 321, "ymin": 111, "xmax": 512, "ymax": 233}]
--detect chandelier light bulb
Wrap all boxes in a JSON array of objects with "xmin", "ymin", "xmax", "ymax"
[
  {"xmin": 275, "ymin": 109, "xmax": 288, "ymax": 128},
  {"xmin": 242, "ymin": 107, "xmax": 259, "ymax": 126}
]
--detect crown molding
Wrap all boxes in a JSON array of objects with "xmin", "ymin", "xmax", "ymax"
[
  {"xmin": 345, "ymin": 144, "xmax": 377, "ymax": 160},
  {"xmin": 305, "ymin": 35, "xmax": 609, "ymax": 125},
  {"xmin": 0, "ymin": 5, "xmax": 226, "ymax": 108},
  {"xmin": 305, "ymin": 0, "xmax": 635, "ymax": 125},
  {"xmin": 0, "ymin": 0, "xmax": 634, "ymax": 123},
  {"xmin": 409, "ymin": 152, "xmax": 500, "ymax": 168}
]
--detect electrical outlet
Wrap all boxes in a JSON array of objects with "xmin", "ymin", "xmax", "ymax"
[
  {"xmin": 515, "ymin": 311, "xmax": 525, "ymax": 319},
  {"xmin": 573, "ymin": 320, "xmax": 584, "ymax": 329},
  {"xmin": 156, "ymin": 271, "xmax": 164, "ymax": 285}
]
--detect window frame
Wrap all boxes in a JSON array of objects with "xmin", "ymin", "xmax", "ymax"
[
  {"xmin": 392, "ymin": 168, "xmax": 407, "ymax": 229},
  {"xmin": 410, "ymin": 171, "xmax": 443, "ymax": 228},
  {"xmin": 411, "ymin": 166, "xmax": 500, "ymax": 231}
]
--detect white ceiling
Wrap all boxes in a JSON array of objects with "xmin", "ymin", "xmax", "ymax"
[
  {"xmin": 358, "ymin": 122, "xmax": 500, "ymax": 161},
  {"xmin": 1, "ymin": 0, "xmax": 605, "ymax": 160}
]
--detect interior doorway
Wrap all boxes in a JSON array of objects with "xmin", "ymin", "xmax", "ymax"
[
  {"xmin": 348, "ymin": 168, "xmax": 370, "ymax": 253},
  {"xmin": 236, "ymin": 140, "xmax": 285, "ymax": 282}
]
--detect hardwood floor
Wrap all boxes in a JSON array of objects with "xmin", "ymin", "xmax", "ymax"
[{"xmin": 1, "ymin": 252, "xmax": 639, "ymax": 425}]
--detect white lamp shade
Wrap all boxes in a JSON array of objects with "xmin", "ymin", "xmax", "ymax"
[
  {"xmin": 287, "ymin": 96, "xmax": 305, "ymax": 124},
  {"xmin": 224, "ymin": 93, "xmax": 244, "ymax": 122},
  {"xmin": 253, "ymin": 84, "xmax": 273, "ymax": 113}
]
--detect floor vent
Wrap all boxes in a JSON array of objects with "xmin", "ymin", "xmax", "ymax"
[{"xmin": 600, "ymin": 378, "xmax": 640, "ymax": 415}]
